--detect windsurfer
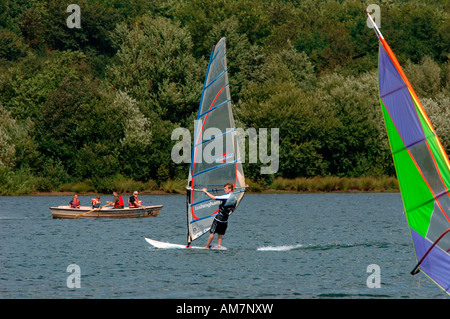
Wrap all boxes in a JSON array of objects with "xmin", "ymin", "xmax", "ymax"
[{"xmin": 202, "ymin": 183, "xmax": 237, "ymax": 249}]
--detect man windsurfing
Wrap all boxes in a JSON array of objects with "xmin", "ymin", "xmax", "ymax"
[{"xmin": 202, "ymin": 183, "xmax": 237, "ymax": 249}]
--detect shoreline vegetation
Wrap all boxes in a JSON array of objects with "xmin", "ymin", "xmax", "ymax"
[
  {"xmin": 2, "ymin": 176, "xmax": 399, "ymax": 196},
  {"xmin": 1, "ymin": 2, "xmax": 447, "ymax": 199}
]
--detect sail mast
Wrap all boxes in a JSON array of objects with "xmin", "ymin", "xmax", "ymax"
[
  {"xmin": 186, "ymin": 44, "xmax": 216, "ymax": 247},
  {"xmin": 365, "ymin": 10, "xmax": 383, "ymax": 41}
]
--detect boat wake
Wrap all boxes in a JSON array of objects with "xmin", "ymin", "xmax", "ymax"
[{"xmin": 256, "ymin": 244, "xmax": 303, "ymax": 251}]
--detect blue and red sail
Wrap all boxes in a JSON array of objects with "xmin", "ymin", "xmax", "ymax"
[{"xmin": 186, "ymin": 38, "xmax": 246, "ymax": 245}]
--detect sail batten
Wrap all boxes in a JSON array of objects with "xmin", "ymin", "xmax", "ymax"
[
  {"xmin": 367, "ymin": 11, "xmax": 450, "ymax": 294},
  {"xmin": 380, "ymin": 84, "xmax": 407, "ymax": 98},
  {"xmin": 205, "ymin": 69, "xmax": 228, "ymax": 90},
  {"xmin": 192, "ymin": 160, "xmax": 239, "ymax": 177},
  {"xmin": 194, "ymin": 128, "xmax": 235, "ymax": 147},
  {"xmin": 198, "ymin": 97, "xmax": 231, "ymax": 119},
  {"xmin": 189, "ymin": 214, "xmax": 215, "ymax": 223},
  {"xmin": 186, "ymin": 37, "xmax": 246, "ymax": 245}
]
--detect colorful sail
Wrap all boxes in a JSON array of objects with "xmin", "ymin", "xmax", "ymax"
[
  {"xmin": 186, "ymin": 37, "xmax": 246, "ymax": 245},
  {"xmin": 367, "ymin": 12, "xmax": 450, "ymax": 294}
]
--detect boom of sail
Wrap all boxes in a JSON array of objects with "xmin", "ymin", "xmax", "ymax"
[
  {"xmin": 186, "ymin": 37, "xmax": 246, "ymax": 245},
  {"xmin": 367, "ymin": 11, "xmax": 450, "ymax": 294}
]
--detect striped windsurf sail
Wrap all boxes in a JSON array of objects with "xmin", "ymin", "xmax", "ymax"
[
  {"xmin": 367, "ymin": 12, "xmax": 450, "ymax": 294},
  {"xmin": 186, "ymin": 37, "xmax": 246, "ymax": 245}
]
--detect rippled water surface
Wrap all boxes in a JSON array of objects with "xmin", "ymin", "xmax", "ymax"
[{"xmin": 0, "ymin": 193, "xmax": 446, "ymax": 298}]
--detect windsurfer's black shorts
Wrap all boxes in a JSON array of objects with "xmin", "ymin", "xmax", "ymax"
[{"xmin": 210, "ymin": 219, "xmax": 227, "ymax": 235}]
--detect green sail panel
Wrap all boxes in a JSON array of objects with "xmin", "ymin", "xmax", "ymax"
[{"xmin": 381, "ymin": 100, "xmax": 433, "ymax": 236}]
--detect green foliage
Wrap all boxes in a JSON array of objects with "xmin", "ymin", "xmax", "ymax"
[
  {"xmin": 1, "ymin": 50, "xmax": 92, "ymax": 120},
  {"xmin": 0, "ymin": 28, "xmax": 29, "ymax": 61},
  {"xmin": 33, "ymin": 57, "xmax": 121, "ymax": 178},
  {"xmin": 0, "ymin": 105, "xmax": 40, "ymax": 171},
  {"xmin": 0, "ymin": 166, "xmax": 41, "ymax": 195},
  {"xmin": 382, "ymin": 2, "xmax": 448, "ymax": 64},
  {"xmin": 0, "ymin": 0, "xmax": 448, "ymax": 194},
  {"xmin": 315, "ymin": 72, "xmax": 390, "ymax": 177},
  {"xmin": 107, "ymin": 15, "xmax": 203, "ymax": 123},
  {"xmin": 269, "ymin": 176, "xmax": 399, "ymax": 192},
  {"xmin": 0, "ymin": 106, "xmax": 19, "ymax": 169},
  {"xmin": 237, "ymin": 47, "xmax": 393, "ymax": 180}
]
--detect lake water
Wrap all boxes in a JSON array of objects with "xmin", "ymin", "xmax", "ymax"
[{"xmin": 0, "ymin": 193, "xmax": 447, "ymax": 299}]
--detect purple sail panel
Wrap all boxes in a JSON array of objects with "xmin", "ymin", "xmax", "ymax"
[
  {"xmin": 379, "ymin": 46, "xmax": 425, "ymax": 149},
  {"xmin": 411, "ymin": 229, "xmax": 450, "ymax": 293}
]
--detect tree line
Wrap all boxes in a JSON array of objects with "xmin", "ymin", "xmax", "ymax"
[{"xmin": 0, "ymin": 0, "xmax": 448, "ymax": 195}]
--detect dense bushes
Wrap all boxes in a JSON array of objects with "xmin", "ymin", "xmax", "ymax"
[{"xmin": 0, "ymin": 0, "xmax": 448, "ymax": 194}]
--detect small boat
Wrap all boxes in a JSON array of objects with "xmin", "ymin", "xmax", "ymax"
[{"xmin": 50, "ymin": 205, "xmax": 163, "ymax": 219}]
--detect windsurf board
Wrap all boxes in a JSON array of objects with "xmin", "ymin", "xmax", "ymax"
[{"xmin": 145, "ymin": 238, "xmax": 226, "ymax": 250}]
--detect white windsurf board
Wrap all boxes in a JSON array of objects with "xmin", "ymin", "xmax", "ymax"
[{"xmin": 145, "ymin": 238, "xmax": 226, "ymax": 250}]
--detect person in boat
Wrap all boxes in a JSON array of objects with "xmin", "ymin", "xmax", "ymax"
[
  {"xmin": 202, "ymin": 183, "xmax": 237, "ymax": 249},
  {"xmin": 91, "ymin": 195, "xmax": 101, "ymax": 208},
  {"xmin": 107, "ymin": 191, "xmax": 124, "ymax": 209},
  {"xmin": 69, "ymin": 194, "xmax": 81, "ymax": 209},
  {"xmin": 129, "ymin": 191, "xmax": 145, "ymax": 209}
]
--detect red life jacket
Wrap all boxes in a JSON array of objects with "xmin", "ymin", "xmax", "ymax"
[
  {"xmin": 129, "ymin": 196, "xmax": 139, "ymax": 208},
  {"xmin": 115, "ymin": 196, "xmax": 124, "ymax": 208},
  {"xmin": 71, "ymin": 197, "xmax": 80, "ymax": 207}
]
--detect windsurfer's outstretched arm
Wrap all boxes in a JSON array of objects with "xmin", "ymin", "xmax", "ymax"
[{"xmin": 202, "ymin": 188, "xmax": 216, "ymax": 200}]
